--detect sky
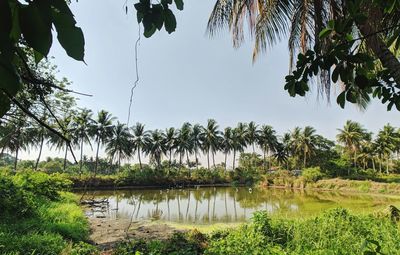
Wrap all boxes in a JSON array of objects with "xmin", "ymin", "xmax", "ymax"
[{"xmin": 20, "ymin": 0, "xmax": 400, "ymax": 164}]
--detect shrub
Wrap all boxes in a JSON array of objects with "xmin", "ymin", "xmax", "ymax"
[
  {"xmin": 302, "ymin": 167, "xmax": 324, "ymax": 182},
  {"xmin": 13, "ymin": 170, "xmax": 72, "ymax": 200}
]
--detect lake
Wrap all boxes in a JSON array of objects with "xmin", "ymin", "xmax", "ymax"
[{"xmin": 79, "ymin": 187, "xmax": 400, "ymax": 225}]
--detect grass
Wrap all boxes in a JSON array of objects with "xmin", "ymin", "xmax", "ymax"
[
  {"xmin": 114, "ymin": 208, "xmax": 400, "ymax": 255},
  {"xmin": 0, "ymin": 192, "xmax": 93, "ymax": 255}
]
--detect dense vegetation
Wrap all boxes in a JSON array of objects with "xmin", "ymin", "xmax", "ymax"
[
  {"xmin": 114, "ymin": 208, "xmax": 400, "ymax": 255},
  {"xmin": 0, "ymin": 170, "xmax": 96, "ymax": 255}
]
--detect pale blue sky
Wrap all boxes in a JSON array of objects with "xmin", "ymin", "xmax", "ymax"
[{"xmin": 21, "ymin": 0, "xmax": 400, "ymax": 162}]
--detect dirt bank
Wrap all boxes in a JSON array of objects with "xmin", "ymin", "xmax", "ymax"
[{"xmin": 88, "ymin": 217, "xmax": 183, "ymax": 251}]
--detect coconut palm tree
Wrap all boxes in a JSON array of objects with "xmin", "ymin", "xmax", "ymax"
[
  {"xmin": 375, "ymin": 124, "xmax": 399, "ymax": 174},
  {"xmin": 48, "ymin": 114, "xmax": 77, "ymax": 171},
  {"xmin": 91, "ymin": 110, "xmax": 115, "ymax": 175},
  {"xmin": 257, "ymin": 125, "xmax": 277, "ymax": 170},
  {"xmin": 273, "ymin": 142, "xmax": 288, "ymax": 168},
  {"xmin": 164, "ymin": 127, "xmax": 177, "ymax": 165},
  {"xmin": 105, "ymin": 122, "xmax": 132, "ymax": 171},
  {"xmin": 207, "ymin": 1, "xmax": 400, "ymax": 95},
  {"xmin": 298, "ymin": 126, "xmax": 318, "ymax": 168},
  {"xmin": 247, "ymin": 121, "xmax": 259, "ymax": 153},
  {"xmin": 131, "ymin": 122, "xmax": 149, "ymax": 169},
  {"xmin": 337, "ymin": 120, "xmax": 367, "ymax": 170},
  {"xmin": 144, "ymin": 129, "xmax": 167, "ymax": 169},
  {"xmin": 191, "ymin": 124, "xmax": 204, "ymax": 168},
  {"xmin": 0, "ymin": 117, "xmax": 34, "ymax": 171},
  {"xmin": 221, "ymin": 127, "xmax": 233, "ymax": 170},
  {"xmin": 202, "ymin": 119, "xmax": 221, "ymax": 170},
  {"xmin": 73, "ymin": 108, "xmax": 94, "ymax": 175},
  {"xmin": 231, "ymin": 125, "xmax": 247, "ymax": 170},
  {"xmin": 175, "ymin": 122, "xmax": 193, "ymax": 166}
]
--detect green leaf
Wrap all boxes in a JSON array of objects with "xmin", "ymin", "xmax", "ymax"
[
  {"xmin": 0, "ymin": 59, "xmax": 21, "ymax": 96},
  {"xmin": 174, "ymin": 0, "xmax": 184, "ymax": 10},
  {"xmin": 19, "ymin": 3, "xmax": 53, "ymax": 56},
  {"xmin": 164, "ymin": 9, "xmax": 176, "ymax": 34},
  {"xmin": 337, "ymin": 91, "xmax": 346, "ymax": 108},
  {"xmin": 0, "ymin": 92, "xmax": 11, "ymax": 117},
  {"xmin": 319, "ymin": 28, "xmax": 332, "ymax": 39},
  {"xmin": 143, "ymin": 24, "xmax": 156, "ymax": 38},
  {"xmin": 52, "ymin": 10, "xmax": 85, "ymax": 61}
]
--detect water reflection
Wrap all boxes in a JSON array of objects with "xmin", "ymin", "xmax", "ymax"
[{"xmin": 79, "ymin": 187, "xmax": 400, "ymax": 225}]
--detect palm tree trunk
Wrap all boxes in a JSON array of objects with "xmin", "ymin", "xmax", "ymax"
[
  {"xmin": 207, "ymin": 150, "xmax": 210, "ymax": 170},
  {"xmin": 303, "ymin": 150, "xmax": 307, "ymax": 168},
  {"xmin": 138, "ymin": 148, "xmax": 142, "ymax": 169},
  {"xmin": 186, "ymin": 150, "xmax": 190, "ymax": 166},
  {"xmin": 224, "ymin": 152, "xmax": 227, "ymax": 171},
  {"xmin": 372, "ymin": 158, "xmax": 376, "ymax": 171},
  {"xmin": 386, "ymin": 156, "xmax": 390, "ymax": 175},
  {"xmin": 212, "ymin": 152, "xmax": 215, "ymax": 168},
  {"xmin": 195, "ymin": 150, "xmax": 199, "ymax": 169},
  {"xmin": 263, "ymin": 148, "xmax": 266, "ymax": 171},
  {"xmin": 14, "ymin": 146, "xmax": 19, "ymax": 172},
  {"xmin": 35, "ymin": 133, "xmax": 44, "ymax": 170},
  {"xmin": 169, "ymin": 149, "xmax": 172, "ymax": 165},
  {"xmin": 94, "ymin": 137, "xmax": 100, "ymax": 176},
  {"xmin": 64, "ymin": 143, "xmax": 68, "ymax": 172},
  {"xmin": 357, "ymin": 18, "xmax": 400, "ymax": 85},
  {"xmin": 79, "ymin": 137, "xmax": 84, "ymax": 176},
  {"xmin": 118, "ymin": 152, "xmax": 121, "ymax": 172},
  {"xmin": 233, "ymin": 149, "xmax": 236, "ymax": 169}
]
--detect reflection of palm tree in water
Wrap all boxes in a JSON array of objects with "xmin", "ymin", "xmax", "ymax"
[
  {"xmin": 185, "ymin": 190, "xmax": 191, "ymax": 221},
  {"xmin": 212, "ymin": 187, "xmax": 216, "ymax": 221},
  {"xmin": 177, "ymin": 192, "xmax": 181, "ymax": 221}
]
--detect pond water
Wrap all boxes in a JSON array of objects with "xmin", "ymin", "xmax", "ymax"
[{"xmin": 79, "ymin": 187, "xmax": 400, "ymax": 225}]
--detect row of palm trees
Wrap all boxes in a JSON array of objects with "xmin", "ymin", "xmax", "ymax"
[{"xmin": 2, "ymin": 108, "xmax": 400, "ymax": 175}]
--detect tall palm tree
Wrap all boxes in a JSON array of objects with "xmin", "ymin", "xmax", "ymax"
[
  {"xmin": 131, "ymin": 122, "xmax": 149, "ymax": 169},
  {"xmin": 105, "ymin": 122, "xmax": 132, "ymax": 171},
  {"xmin": 73, "ymin": 108, "xmax": 94, "ymax": 175},
  {"xmin": 375, "ymin": 124, "xmax": 399, "ymax": 174},
  {"xmin": 337, "ymin": 120, "xmax": 367, "ymax": 170},
  {"xmin": 298, "ymin": 126, "xmax": 318, "ymax": 168},
  {"xmin": 231, "ymin": 126, "xmax": 247, "ymax": 170},
  {"xmin": 48, "ymin": 114, "xmax": 77, "ymax": 171},
  {"xmin": 191, "ymin": 124, "xmax": 204, "ymax": 168},
  {"xmin": 164, "ymin": 127, "xmax": 177, "ymax": 165},
  {"xmin": 207, "ymin": 1, "xmax": 400, "ymax": 95},
  {"xmin": 202, "ymin": 119, "xmax": 221, "ymax": 170},
  {"xmin": 247, "ymin": 121, "xmax": 259, "ymax": 153},
  {"xmin": 175, "ymin": 122, "xmax": 193, "ymax": 166},
  {"xmin": 221, "ymin": 127, "xmax": 233, "ymax": 170},
  {"xmin": 33, "ymin": 111, "xmax": 49, "ymax": 170},
  {"xmin": 257, "ymin": 125, "xmax": 277, "ymax": 170},
  {"xmin": 91, "ymin": 110, "xmax": 115, "ymax": 176},
  {"xmin": 0, "ymin": 117, "xmax": 34, "ymax": 171},
  {"xmin": 144, "ymin": 129, "xmax": 167, "ymax": 169}
]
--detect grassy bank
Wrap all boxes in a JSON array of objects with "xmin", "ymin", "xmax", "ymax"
[
  {"xmin": 113, "ymin": 208, "xmax": 400, "ymax": 255},
  {"xmin": 260, "ymin": 169, "xmax": 400, "ymax": 195},
  {"xmin": 0, "ymin": 170, "xmax": 96, "ymax": 255}
]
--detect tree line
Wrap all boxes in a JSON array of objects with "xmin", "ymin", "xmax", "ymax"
[{"xmin": 2, "ymin": 103, "xmax": 400, "ymax": 176}]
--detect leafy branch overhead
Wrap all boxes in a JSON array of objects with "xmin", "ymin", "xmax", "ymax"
[
  {"xmin": 134, "ymin": 0, "xmax": 184, "ymax": 38},
  {"xmin": 0, "ymin": 0, "xmax": 85, "ymax": 117}
]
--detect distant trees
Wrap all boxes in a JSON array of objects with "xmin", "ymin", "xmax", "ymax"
[{"xmin": 3, "ymin": 105, "xmax": 400, "ymax": 176}]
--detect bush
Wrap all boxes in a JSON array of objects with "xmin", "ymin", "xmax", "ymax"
[
  {"xmin": 13, "ymin": 170, "xmax": 72, "ymax": 200},
  {"xmin": 302, "ymin": 167, "xmax": 324, "ymax": 182},
  {"xmin": 0, "ymin": 172, "xmax": 35, "ymax": 217}
]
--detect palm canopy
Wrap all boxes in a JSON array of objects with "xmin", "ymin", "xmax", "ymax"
[
  {"xmin": 144, "ymin": 129, "xmax": 167, "ymax": 168},
  {"xmin": 106, "ymin": 122, "xmax": 133, "ymax": 169},
  {"xmin": 207, "ymin": 0, "xmax": 400, "ymax": 107}
]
